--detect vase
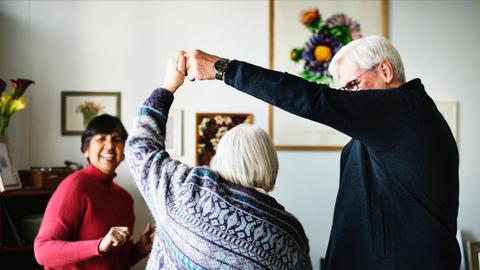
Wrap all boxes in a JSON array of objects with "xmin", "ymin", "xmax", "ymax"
[
  {"xmin": 82, "ymin": 112, "xmax": 99, "ymax": 127},
  {"xmin": 0, "ymin": 114, "xmax": 11, "ymax": 137}
]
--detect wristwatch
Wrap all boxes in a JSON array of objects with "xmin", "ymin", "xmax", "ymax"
[{"xmin": 214, "ymin": 58, "xmax": 230, "ymax": 80}]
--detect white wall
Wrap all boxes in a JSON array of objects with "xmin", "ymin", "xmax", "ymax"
[{"xmin": 1, "ymin": 1, "xmax": 479, "ymax": 269}]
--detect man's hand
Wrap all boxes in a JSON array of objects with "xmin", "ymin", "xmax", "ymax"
[
  {"xmin": 98, "ymin": 226, "xmax": 131, "ymax": 254},
  {"xmin": 185, "ymin": 50, "xmax": 221, "ymax": 81}
]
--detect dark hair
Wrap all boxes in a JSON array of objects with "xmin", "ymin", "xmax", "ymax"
[{"xmin": 80, "ymin": 114, "xmax": 128, "ymax": 153}]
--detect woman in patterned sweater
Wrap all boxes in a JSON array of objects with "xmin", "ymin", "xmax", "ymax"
[{"xmin": 125, "ymin": 52, "xmax": 312, "ymax": 269}]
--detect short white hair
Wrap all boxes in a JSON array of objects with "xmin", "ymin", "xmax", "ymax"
[
  {"xmin": 210, "ymin": 124, "xmax": 278, "ymax": 192},
  {"xmin": 329, "ymin": 35, "xmax": 405, "ymax": 85}
]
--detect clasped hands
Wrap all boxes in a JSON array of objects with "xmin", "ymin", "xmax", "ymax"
[{"xmin": 162, "ymin": 50, "xmax": 221, "ymax": 93}]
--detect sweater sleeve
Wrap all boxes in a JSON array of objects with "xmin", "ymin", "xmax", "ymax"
[
  {"xmin": 125, "ymin": 88, "xmax": 194, "ymax": 216},
  {"xmin": 34, "ymin": 179, "xmax": 102, "ymax": 267},
  {"xmin": 225, "ymin": 60, "xmax": 408, "ymax": 150}
]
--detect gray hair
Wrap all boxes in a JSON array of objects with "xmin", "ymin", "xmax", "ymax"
[
  {"xmin": 329, "ymin": 35, "xmax": 405, "ymax": 85},
  {"xmin": 210, "ymin": 124, "xmax": 278, "ymax": 192}
]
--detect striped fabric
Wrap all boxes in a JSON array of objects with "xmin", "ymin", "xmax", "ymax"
[{"xmin": 126, "ymin": 88, "xmax": 312, "ymax": 270}]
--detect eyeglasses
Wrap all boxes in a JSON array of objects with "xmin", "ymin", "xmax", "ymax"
[{"xmin": 339, "ymin": 64, "xmax": 378, "ymax": 91}]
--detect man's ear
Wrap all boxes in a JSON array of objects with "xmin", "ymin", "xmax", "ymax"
[{"xmin": 379, "ymin": 59, "xmax": 394, "ymax": 84}]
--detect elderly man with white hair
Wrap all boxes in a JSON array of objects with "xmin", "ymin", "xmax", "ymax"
[{"xmin": 185, "ymin": 35, "xmax": 460, "ymax": 270}]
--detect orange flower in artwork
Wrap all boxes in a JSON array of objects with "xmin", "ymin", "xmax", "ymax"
[{"xmin": 299, "ymin": 8, "xmax": 320, "ymax": 26}]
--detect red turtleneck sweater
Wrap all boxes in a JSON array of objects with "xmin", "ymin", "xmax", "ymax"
[{"xmin": 34, "ymin": 164, "xmax": 139, "ymax": 269}]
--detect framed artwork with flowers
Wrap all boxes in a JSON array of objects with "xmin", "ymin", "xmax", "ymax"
[
  {"xmin": 0, "ymin": 138, "xmax": 22, "ymax": 192},
  {"xmin": 195, "ymin": 113, "xmax": 253, "ymax": 166},
  {"xmin": 435, "ymin": 101, "xmax": 458, "ymax": 140},
  {"xmin": 61, "ymin": 91, "xmax": 121, "ymax": 135},
  {"xmin": 268, "ymin": 0, "xmax": 388, "ymax": 150}
]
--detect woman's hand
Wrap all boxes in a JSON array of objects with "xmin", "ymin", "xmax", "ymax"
[
  {"xmin": 134, "ymin": 223, "xmax": 156, "ymax": 258},
  {"xmin": 98, "ymin": 226, "xmax": 131, "ymax": 254},
  {"xmin": 162, "ymin": 51, "xmax": 186, "ymax": 93}
]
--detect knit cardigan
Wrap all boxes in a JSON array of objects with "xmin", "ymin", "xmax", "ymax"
[{"xmin": 126, "ymin": 88, "xmax": 312, "ymax": 270}]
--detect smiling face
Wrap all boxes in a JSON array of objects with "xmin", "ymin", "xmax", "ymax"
[{"xmin": 83, "ymin": 131, "xmax": 125, "ymax": 175}]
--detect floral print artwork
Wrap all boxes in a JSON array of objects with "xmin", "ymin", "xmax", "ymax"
[
  {"xmin": 195, "ymin": 113, "xmax": 253, "ymax": 166},
  {"xmin": 291, "ymin": 7, "xmax": 362, "ymax": 85},
  {"xmin": 75, "ymin": 101, "xmax": 105, "ymax": 127}
]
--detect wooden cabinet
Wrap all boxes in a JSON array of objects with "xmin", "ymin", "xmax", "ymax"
[{"xmin": 0, "ymin": 189, "xmax": 53, "ymax": 269}]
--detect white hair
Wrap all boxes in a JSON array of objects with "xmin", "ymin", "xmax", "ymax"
[
  {"xmin": 329, "ymin": 35, "xmax": 405, "ymax": 85},
  {"xmin": 210, "ymin": 124, "xmax": 278, "ymax": 192}
]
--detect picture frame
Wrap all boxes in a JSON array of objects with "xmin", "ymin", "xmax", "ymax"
[
  {"xmin": 0, "ymin": 138, "xmax": 22, "ymax": 192},
  {"xmin": 165, "ymin": 108, "xmax": 183, "ymax": 157},
  {"xmin": 195, "ymin": 113, "xmax": 253, "ymax": 166},
  {"xmin": 435, "ymin": 101, "xmax": 458, "ymax": 140},
  {"xmin": 61, "ymin": 91, "xmax": 121, "ymax": 135},
  {"xmin": 457, "ymin": 230, "xmax": 466, "ymax": 270},
  {"xmin": 468, "ymin": 241, "xmax": 480, "ymax": 270},
  {"xmin": 268, "ymin": 0, "xmax": 388, "ymax": 150}
]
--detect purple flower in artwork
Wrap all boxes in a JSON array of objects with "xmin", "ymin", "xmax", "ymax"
[
  {"xmin": 302, "ymin": 31, "xmax": 342, "ymax": 76},
  {"xmin": 326, "ymin": 13, "xmax": 362, "ymax": 40}
]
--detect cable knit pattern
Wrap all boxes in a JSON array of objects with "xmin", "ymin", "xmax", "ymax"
[{"xmin": 126, "ymin": 88, "xmax": 312, "ymax": 270}]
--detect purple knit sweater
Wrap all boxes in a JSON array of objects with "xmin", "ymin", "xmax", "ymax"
[{"xmin": 126, "ymin": 88, "xmax": 312, "ymax": 269}]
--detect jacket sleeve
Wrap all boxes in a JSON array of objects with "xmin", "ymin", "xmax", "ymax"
[
  {"xmin": 225, "ymin": 60, "xmax": 408, "ymax": 150},
  {"xmin": 34, "ymin": 181, "xmax": 102, "ymax": 267}
]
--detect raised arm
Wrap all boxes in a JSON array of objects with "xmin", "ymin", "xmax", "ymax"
[
  {"xmin": 125, "ymin": 52, "xmax": 191, "ymax": 208},
  {"xmin": 186, "ymin": 50, "xmax": 409, "ymax": 150}
]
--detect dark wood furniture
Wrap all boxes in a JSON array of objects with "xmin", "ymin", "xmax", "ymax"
[{"xmin": 0, "ymin": 189, "xmax": 53, "ymax": 269}]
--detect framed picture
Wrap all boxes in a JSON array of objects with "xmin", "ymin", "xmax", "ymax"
[
  {"xmin": 195, "ymin": 113, "xmax": 253, "ymax": 166},
  {"xmin": 468, "ymin": 241, "xmax": 480, "ymax": 270},
  {"xmin": 0, "ymin": 138, "xmax": 22, "ymax": 192},
  {"xmin": 165, "ymin": 108, "xmax": 183, "ymax": 157},
  {"xmin": 61, "ymin": 91, "xmax": 121, "ymax": 135},
  {"xmin": 268, "ymin": 0, "xmax": 388, "ymax": 150},
  {"xmin": 435, "ymin": 101, "xmax": 458, "ymax": 140}
]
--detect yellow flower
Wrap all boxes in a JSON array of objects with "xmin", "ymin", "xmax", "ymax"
[
  {"xmin": 0, "ymin": 93, "xmax": 12, "ymax": 114},
  {"xmin": 9, "ymin": 97, "xmax": 26, "ymax": 114},
  {"xmin": 314, "ymin": 45, "xmax": 332, "ymax": 62},
  {"xmin": 0, "ymin": 78, "xmax": 34, "ymax": 137}
]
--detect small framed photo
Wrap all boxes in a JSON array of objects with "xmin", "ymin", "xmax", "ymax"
[
  {"xmin": 165, "ymin": 108, "xmax": 183, "ymax": 157},
  {"xmin": 0, "ymin": 138, "xmax": 22, "ymax": 192},
  {"xmin": 195, "ymin": 113, "xmax": 253, "ymax": 166},
  {"xmin": 61, "ymin": 91, "xmax": 121, "ymax": 135},
  {"xmin": 435, "ymin": 101, "xmax": 458, "ymax": 140},
  {"xmin": 468, "ymin": 241, "xmax": 480, "ymax": 270}
]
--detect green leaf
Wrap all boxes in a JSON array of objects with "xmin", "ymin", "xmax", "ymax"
[{"xmin": 329, "ymin": 25, "xmax": 352, "ymax": 45}]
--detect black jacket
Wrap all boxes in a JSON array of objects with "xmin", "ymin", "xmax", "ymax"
[{"xmin": 225, "ymin": 60, "xmax": 460, "ymax": 270}]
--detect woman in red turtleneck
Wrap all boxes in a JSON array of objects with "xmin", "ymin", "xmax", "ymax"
[{"xmin": 34, "ymin": 114, "xmax": 155, "ymax": 270}]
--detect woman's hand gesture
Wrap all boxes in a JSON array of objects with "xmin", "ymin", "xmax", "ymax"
[{"xmin": 98, "ymin": 226, "xmax": 131, "ymax": 254}]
